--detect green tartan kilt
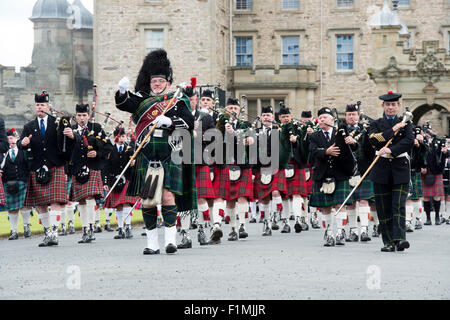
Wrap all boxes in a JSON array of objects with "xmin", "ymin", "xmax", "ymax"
[
  {"xmin": 309, "ymin": 179, "xmax": 353, "ymax": 208},
  {"xmin": 352, "ymin": 178, "xmax": 374, "ymax": 201},
  {"xmin": 3, "ymin": 181, "xmax": 27, "ymax": 211},
  {"xmin": 128, "ymin": 135, "xmax": 183, "ymax": 196},
  {"xmin": 408, "ymin": 172, "xmax": 423, "ymax": 200}
]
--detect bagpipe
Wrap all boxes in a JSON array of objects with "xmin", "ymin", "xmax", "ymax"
[{"xmin": 330, "ymin": 108, "xmax": 358, "ymax": 177}]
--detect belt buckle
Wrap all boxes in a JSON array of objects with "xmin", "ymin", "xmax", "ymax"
[{"xmin": 149, "ymin": 161, "xmax": 162, "ymax": 169}]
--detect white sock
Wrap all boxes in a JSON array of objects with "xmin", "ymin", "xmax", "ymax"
[
  {"xmin": 95, "ymin": 209, "xmax": 100, "ymax": 223},
  {"xmin": 347, "ymin": 208, "xmax": 357, "ymax": 230},
  {"xmin": 49, "ymin": 210, "xmax": 61, "ymax": 228},
  {"xmin": 124, "ymin": 207, "xmax": 132, "ymax": 226},
  {"xmin": 85, "ymin": 199, "xmax": 97, "ymax": 225},
  {"xmin": 39, "ymin": 212, "xmax": 51, "ymax": 230},
  {"xmin": 8, "ymin": 213, "xmax": 19, "ymax": 233},
  {"xmin": 358, "ymin": 206, "xmax": 370, "ymax": 228},
  {"xmin": 258, "ymin": 202, "xmax": 269, "ymax": 221},
  {"xmin": 237, "ymin": 202, "xmax": 248, "ymax": 227},
  {"xmin": 412, "ymin": 201, "xmax": 421, "ymax": 222},
  {"xmin": 78, "ymin": 204, "xmax": 89, "ymax": 228},
  {"xmin": 281, "ymin": 199, "xmax": 290, "ymax": 220},
  {"xmin": 212, "ymin": 201, "xmax": 225, "ymax": 225},
  {"xmin": 198, "ymin": 202, "xmax": 209, "ymax": 225},
  {"xmin": 250, "ymin": 201, "xmax": 257, "ymax": 219},
  {"xmin": 165, "ymin": 226, "xmax": 177, "ymax": 247},
  {"xmin": 371, "ymin": 210, "xmax": 379, "ymax": 225},
  {"xmin": 116, "ymin": 210, "xmax": 124, "ymax": 229},
  {"xmin": 291, "ymin": 197, "xmax": 303, "ymax": 219},
  {"xmin": 272, "ymin": 196, "xmax": 283, "ymax": 213},
  {"xmin": 105, "ymin": 208, "xmax": 113, "ymax": 222},
  {"xmin": 323, "ymin": 214, "xmax": 332, "ymax": 236},
  {"xmin": 228, "ymin": 207, "xmax": 237, "ymax": 229},
  {"xmin": 335, "ymin": 210, "xmax": 346, "ymax": 233},
  {"xmin": 405, "ymin": 205, "xmax": 413, "ymax": 223},
  {"xmin": 21, "ymin": 209, "xmax": 31, "ymax": 226},
  {"xmin": 180, "ymin": 213, "xmax": 190, "ymax": 232},
  {"xmin": 66, "ymin": 204, "xmax": 75, "ymax": 222},
  {"xmin": 60, "ymin": 207, "xmax": 67, "ymax": 225}
]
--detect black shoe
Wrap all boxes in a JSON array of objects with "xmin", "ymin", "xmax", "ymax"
[
  {"xmin": 238, "ymin": 224, "xmax": 248, "ymax": 239},
  {"xmin": 271, "ymin": 218, "xmax": 280, "ymax": 231},
  {"xmin": 258, "ymin": 218, "xmax": 264, "ymax": 223},
  {"xmin": 346, "ymin": 229, "xmax": 359, "ymax": 242},
  {"xmin": 209, "ymin": 224, "xmax": 223, "ymax": 243},
  {"xmin": 78, "ymin": 229, "xmax": 92, "ymax": 244},
  {"xmin": 360, "ymin": 230, "xmax": 371, "ymax": 242},
  {"xmin": 24, "ymin": 224, "xmax": 32, "ymax": 238},
  {"xmin": 405, "ymin": 222, "xmax": 414, "ymax": 233},
  {"xmin": 143, "ymin": 248, "xmax": 160, "ymax": 255},
  {"xmin": 125, "ymin": 225, "xmax": 133, "ymax": 239},
  {"xmin": 435, "ymin": 218, "xmax": 441, "ymax": 225},
  {"xmin": 94, "ymin": 224, "xmax": 102, "ymax": 233},
  {"xmin": 396, "ymin": 240, "xmax": 410, "ymax": 252},
  {"xmin": 104, "ymin": 222, "xmax": 114, "ymax": 232},
  {"xmin": 8, "ymin": 231, "xmax": 19, "ymax": 240},
  {"xmin": 198, "ymin": 226, "xmax": 208, "ymax": 245},
  {"xmin": 302, "ymin": 217, "xmax": 310, "ymax": 230},
  {"xmin": 249, "ymin": 218, "xmax": 257, "ymax": 223},
  {"xmin": 262, "ymin": 220, "xmax": 272, "ymax": 236},
  {"xmin": 38, "ymin": 229, "xmax": 52, "ymax": 247},
  {"xmin": 447, "ymin": 219, "xmax": 450, "ymax": 225},
  {"xmin": 336, "ymin": 230, "xmax": 345, "ymax": 246},
  {"xmin": 88, "ymin": 227, "xmax": 96, "ymax": 241},
  {"xmin": 281, "ymin": 220, "xmax": 291, "ymax": 233},
  {"xmin": 60, "ymin": 224, "xmax": 67, "ymax": 236},
  {"xmin": 289, "ymin": 215, "xmax": 295, "ymax": 221},
  {"xmin": 415, "ymin": 219, "xmax": 423, "ymax": 230},
  {"xmin": 294, "ymin": 219, "xmax": 302, "ymax": 233},
  {"xmin": 178, "ymin": 231, "xmax": 192, "ymax": 249},
  {"xmin": 381, "ymin": 244, "xmax": 396, "ymax": 252},
  {"xmin": 48, "ymin": 233, "xmax": 59, "ymax": 246},
  {"xmin": 141, "ymin": 232, "xmax": 147, "ymax": 236},
  {"xmin": 228, "ymin": 228, "xmax": 238, "ymax": 241},
  {"xmin": 114, "ymin": 228, "xmax": 125, "ymax": 239},
  {"xmin": 165, "ymin": 243, "xmax": 177, "ymax": 254},
  {"xmin": 324, "ymin": 235, "xmax": 335, "ymax": 247},
  {"xmin": 68, "ymin": 221, "xmax": 75, "ymax": 234},
  {"xmin": 372, "ymin": 224, "xmax": 380, "ymax": 237},
  {"xmin": 424, "ymin": 219, "xmax": 432, "ymax": 225}
]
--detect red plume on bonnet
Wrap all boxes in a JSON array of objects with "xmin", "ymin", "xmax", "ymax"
[
  {"xmin": 190, "ymin": 77, "xmax": 197, "ymax": 89},
  {"xmin": 388, "ymin": 91, "xmax": 393, "ymax": 94}
]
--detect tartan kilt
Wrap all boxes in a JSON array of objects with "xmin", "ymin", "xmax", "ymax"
[
  {"xmin": 196, "ymin": 165, "xmax": 216, "ymax": 199},
  {"xmin": 309, "ymin": 179, "xmax": 353, "ymax": 208},
  {"xmin": 24, "ymin": 166, "xmax": 68, "ymax": 207},
  {"xmin": 213, "ymin": 166, "xmax": 253, "ymax": 200},
  {"xmin": 105, "ymin": 180, "xmax": 137, "ymax": 208},
  {"xmin": 421, "ymin": 174, "xmax": 444, "ymax": 198},
  {"xmin": 285, "ymin": 162, "xmax": 306, "ymax": 196},
  {"xmin": 0, "ymin": 177, "xmax": 5, "ymax": 206},
  {"xmin": 254, "ymin": 169, "xmax": 287, "ymax": 201},
  {"xmin": 299, "ymin": 168, "xmax": 314, "ymax": 196},
  {"xmin": 352, "ymin": 178, "xmax": 374, "ymax": 201},
  {"xmin": 408, "ymin": 172, "xmax": 423, "ymax": 200},
  {"xmin": 70, "ymin": 169, "xmax": 104, "ymax": 202},
  {"xmin": 3, "ymin": 181, "xmax": 27, "ymax": 211}
]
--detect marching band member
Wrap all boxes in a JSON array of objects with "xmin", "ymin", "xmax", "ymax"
[
  {"xmin": 1, "ymin": 128, "xmax": 32, "ymax": 239},
  {"xmin": 67, "ymin": 103, "xmax": 112, "ymax": 244},
  {"xmin": 368, "ymin": 91, "xmax": 414, "ymax": 252},
  {"xmin": 19, "ymin": 91, "xmax": 71, "ymax": 247},
  {"xmin": 309, "ymin": 107, "xmax": 355, "ymax": 247},
  {"xmin": 115, "ymin": 49, "xmax": 196, "ymax": 255},
  {"xmin": 104, "ymin": 126, "xmax": 137, "ymax": 239},
  {"xmin": 253, "ymin": 106, "xmax": 287, "ymax": 237}
]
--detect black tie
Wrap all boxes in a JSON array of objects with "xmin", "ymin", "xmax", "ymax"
[{"xmin": 325, "ymin": 131, "xmax": 330, "ymax": 142}]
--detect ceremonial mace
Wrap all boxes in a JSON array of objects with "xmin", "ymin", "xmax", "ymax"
[{"xmin": 334, "ymin": 108, "xmax": 413, "ymax": 217}]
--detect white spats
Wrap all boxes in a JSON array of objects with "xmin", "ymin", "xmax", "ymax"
[
  {"xmin": 347, "ymin": 209, "xmax": 357, "ymax": 229},
  {"xmin": 124, "ymin": 206, "xmax": 132, "ymax": 225},
  {"xmin": 292, "ymin": 197, "xmax": 303, "ymax": 218},
  {"xmin": 358, "ymin": 206, "xmax": 370, "ymax": 227},
  {"xmin": 85, "ymin": 199, "xmax": 97, "ymax": 225},
  {"xmin": 237, "ymin": 202, "xmax": 248, "ymax": 226},
  {"xmin": 78, "ymin": 204, "xmax": 88, "ymax": 228},
  {"xmin": 49, "ymin": 211, "xmax": 61, "ymax": 228},
  {"xmin": 370, "ymin": 210, "xmax": 379, "ymax": 225},
  {"xmin": 323, "ymin": 213, "xmax": 332, "ymax": 236},
  {"xmin": 180, "ymin": 213, "xmax": 190, "ymax": 231},
  {"xmin": 212, "ymin": 201, "xmax": 225, "ymax": 225},
  {"xmin": 198, "ymin": 202, "xmax": 209, "ymax": 224},
  {"xmin": 164, "ymin": 226, "xmax": 177, "ymax": 247},
  {"xmin": 228, "ymin": 207, "xmax": 237, "ymax": 228},
  {"xmin": 38, "ymin": 212, "xmax": 51, "ymax": 229},
  {"xmin": 281, "ymin": 199, "xmax": 290, "ymax": 220},
  {"xmin": 115, "ymin": 210, "xmax": 124, "ymax": 229},
  {"xmin": 66, "ymin": 203, "xmax": 76, "ymax": 223},
  {"xmin": 146, "ymin": 228, "xmax": 159, "ymax": 251},
  {"xmin": 8, "ymin": 213, "xmax": 19, "ymax": 233},
  {"xmin": 21, "ymin": 209, "xmax": 31, "ymax": 226},
  {"xmin": 405, "ymin": 205, "xmax": 413, "ymax": 223}
]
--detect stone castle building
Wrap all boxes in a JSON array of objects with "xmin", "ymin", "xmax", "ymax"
[
  {"xmin": 94, "ymin": 0, "xmax": 450, "ymax": 135},
  {"xmin": 0, "ymin": 0, "xmax": 94, "ymax": 130}
]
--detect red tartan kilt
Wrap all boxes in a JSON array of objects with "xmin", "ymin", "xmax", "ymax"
[
  {"xmin": 70, "ymin": 170, "xmax": 104, "ymax": 202},
  {"xmin": 0, "ymin": 177, "xmax": 5, "ymax": 206},
  {"xmin": 285, "ymin": 162, "xmax": 306, "ymax": 196},
  {"xmin": 421, "ymin": 174, "xmax": 445, "ymax": 198},
  {"xmin": 195, "ymin": 165, "xmax": 216, "ymax": 199},
  {"xmin": 213, "ymin": 166, "xmax": 253, "ymax": 200},
  {"xmin": 24, "ymin": 166, "xmax": 68, "ymax": 207},
  {"xmin": 299, "ymin": 168, "xmax": 314, "ymax": 196},
  {"xmin": 254, "ymin": 169, "xmax": 287, "ymax": 200},
  {"xmin": 104, "ymin": 180, "xmax": 137, "ymax": 208}
]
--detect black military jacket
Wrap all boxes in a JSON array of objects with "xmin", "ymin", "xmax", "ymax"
[
  {"xmin": 103, "ymin": 142, "xmax": 134, "ymax": 186},
  {"xmin": 368, "ymin": 115, "xmax": 414, "ymax": 185}
]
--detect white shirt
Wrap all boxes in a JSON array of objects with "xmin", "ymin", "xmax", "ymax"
[
  {"xmin": 322, "ymin": 128, "xmax": 333, "ymax": 140},
  {"xmin": 9, "ymin": 147, "xmax": 18, "ymax": 160},
  {"xmin": 37, "ymin": 115, "xmax": 48, "ymax": 131},
  {"xmin": 116, "ymin": 144, "xmax": 124, "ymax": 152},
  {"xmin": 263, "ymin": 125, "xmax": 273, "ymax": 134}
]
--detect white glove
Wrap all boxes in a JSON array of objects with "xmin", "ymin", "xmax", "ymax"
[
  {"xmin": 151, "ymin": 115, "xmax": 172, "ymax": 128},
  {"xmin": 118, "ymin": 77, "xmax": 130, "ymax": 94}
]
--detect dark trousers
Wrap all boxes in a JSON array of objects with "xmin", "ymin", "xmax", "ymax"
[{"xmin": 373, "ymin": 182, "xmax": 409, "ymax": 245}]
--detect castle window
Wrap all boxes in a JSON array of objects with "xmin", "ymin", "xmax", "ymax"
[
  {"xmin": 282, "ymin": 36, "xmax": 299, "ymax": 65},
  {"xmin": 337, "ymin": 0, "xmax": 354, "ymax": 8},
  {"xmin": 236, "ymin": 37, "xmax": 253, "ymax": 66},
  {"xmin": 282, "ymin": 0, "xmax": 300, "ymax": 10},
  {"xmin": 336, "ymin": 35, "xmax": 354, "ymax": 70},
  {"xmin": 145, "ymin": 29, "xmax": 164, "ymax": 53},
  {"xmin": 236, "ymin": 0, "xmax": 252, "ymax": 10}
]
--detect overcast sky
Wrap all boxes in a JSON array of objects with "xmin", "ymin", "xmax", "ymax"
[{"xmin": 0, "ymin": 0, "xmax": 93, "ymax": 70}]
